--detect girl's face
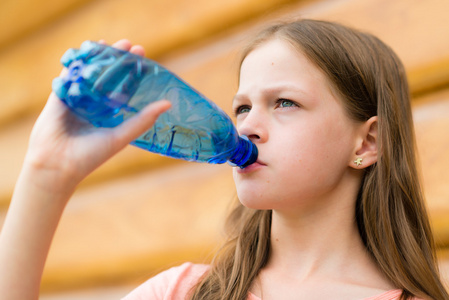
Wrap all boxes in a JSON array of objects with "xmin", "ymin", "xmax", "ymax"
[{"xmin": 233, "ymin": 39, "xmax": 361, "ymax": 213}]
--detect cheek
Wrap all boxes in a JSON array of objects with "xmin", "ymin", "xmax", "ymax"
[
  {"xmin": 302, "ymin": 111, "xmax": 354, "ymax": 157},
  {"xmin": 275, "ymin": 121, "xmax": 353, "ymax": 189}
]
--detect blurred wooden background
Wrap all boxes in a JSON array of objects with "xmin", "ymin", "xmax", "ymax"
[{"xmin": 1, "ymin": 0, "xmax": 449, "ymax": 298}]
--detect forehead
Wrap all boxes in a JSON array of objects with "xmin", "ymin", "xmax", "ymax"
[{"xmin": 237, "ymin": 38, "xmax": 334, "ymax": 100}]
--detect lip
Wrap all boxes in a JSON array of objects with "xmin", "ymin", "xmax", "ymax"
[{"xmin": 236, "ymin": 160, "xmax": 266, "ymax": 174}]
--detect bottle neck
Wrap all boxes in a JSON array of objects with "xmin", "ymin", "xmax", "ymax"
[{"xmin": 228, "ymin": 136, "xmax": 258, "ymax": 168}]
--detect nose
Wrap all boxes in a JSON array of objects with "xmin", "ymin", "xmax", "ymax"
[{"xmin": 237, "ymin": 109, "xmax": 268, "ymax": 144}]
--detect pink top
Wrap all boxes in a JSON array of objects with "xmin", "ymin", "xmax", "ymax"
[{"xmin": 122, "ymin": 263, "xmax": 409, "ymax": 300}]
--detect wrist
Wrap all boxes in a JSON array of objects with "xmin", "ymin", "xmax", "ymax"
[{"xmin": 19, "ymin": 157, "xmax": 79, "ymax": 199}]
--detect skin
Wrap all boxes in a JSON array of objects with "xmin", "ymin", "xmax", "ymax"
[{"xmin": 232, "ymin": 39, "xmax": 393, "ymax": 299}]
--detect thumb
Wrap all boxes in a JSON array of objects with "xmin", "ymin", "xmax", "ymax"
[{"xmin": 112, "ymin": 100, "xmax": 172, "ymax": 148}]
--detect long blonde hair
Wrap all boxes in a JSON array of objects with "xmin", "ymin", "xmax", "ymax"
[{"xmin": 190, "ymin": 19, "xmax": 448, "ymax": 300}]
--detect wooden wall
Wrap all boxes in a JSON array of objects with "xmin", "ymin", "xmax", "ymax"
[{"xmin": 1, "ymin": 0, "xmax": 449, "ymax": 297}]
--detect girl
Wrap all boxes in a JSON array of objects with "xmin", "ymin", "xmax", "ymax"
[{"xmin": 0, "ymin": 19, "xmax": 447, "ymax": 300}]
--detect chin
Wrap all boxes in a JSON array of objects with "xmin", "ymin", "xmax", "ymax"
[{"xmin": 237, "ymin": 194, "xmax": 274, "ymax": 210}]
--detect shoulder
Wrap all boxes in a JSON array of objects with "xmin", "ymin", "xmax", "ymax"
[
  {"xmin": 122, "ymin": 262, "xmax": 210, "ymax": 300},
  {"xmin": 363, "ymin": 289, "xmax": 426, "ymax": 300}
]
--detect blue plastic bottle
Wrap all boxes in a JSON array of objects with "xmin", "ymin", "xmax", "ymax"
[{"xmin": 52, "ymin": 41, "xmax": 257, "ymax": 168}]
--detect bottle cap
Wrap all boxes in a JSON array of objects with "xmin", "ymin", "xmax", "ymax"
[{"xmin": 228, "ymin": 135, "xmax": 258, "ymax": 168}]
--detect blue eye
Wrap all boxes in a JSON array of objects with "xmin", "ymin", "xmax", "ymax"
[
  {"xmin": 277, "ymin": 99, "xmax": 298, "ymax": 108},
  {"xmin": 234, "ymin": 105, "xmax": 251, "ymax": 115}
]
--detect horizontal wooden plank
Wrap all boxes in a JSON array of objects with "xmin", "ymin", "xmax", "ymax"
[
  {"xmin": 413, "ymin": 89, "xmax": 449, "ymax": 209},
  {"xmin": 311, "ymin": 0, "xmax": 449, "ymax": 96},
  {"xmin": 413, "ymin": 89, "xmax": 449, "ymax": 247},
  {"xmin": 0, "ymin": 0, "xmax": 94, "ymax": 50}
]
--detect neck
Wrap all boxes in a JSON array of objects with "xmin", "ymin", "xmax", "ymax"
[
  {"xmin": 267, "ymin": 201, "xmax": 366, "ymax": 279},
  {"xmin": 263, "ymin": 168, "xmax": 381, "ymax": 282}
]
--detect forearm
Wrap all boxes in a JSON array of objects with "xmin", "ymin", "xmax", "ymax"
[{"xmin": 0, "ymin": 163, "xmax": 75, "ymax": 300}]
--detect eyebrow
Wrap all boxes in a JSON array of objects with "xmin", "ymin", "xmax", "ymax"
[{"xmin": 233, "ymin": 83, "xmax": 311, "ymax": 104}]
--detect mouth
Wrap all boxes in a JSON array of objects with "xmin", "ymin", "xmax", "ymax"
[
  {"xmin": 255, "ymin": 159, "xmax": 266, "ymax": 166},
  {"xmin": 236, "ymin": 159, "xmax": 266, "ymax": 173}
]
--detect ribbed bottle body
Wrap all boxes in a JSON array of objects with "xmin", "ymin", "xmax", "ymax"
[{"xmin": 52, "ymin": 41, "xmax": 257, "ymax": 167}]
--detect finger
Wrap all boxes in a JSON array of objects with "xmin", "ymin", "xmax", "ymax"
[
  {"xmin": 130, "ymin": 45, "xmax": 145, "ymax": 57},
  {"xmin": 112, "ymin": 100, "xmax": 172, "ymax": 148},
  {"xmin": 31, "ymin": 92, "xmax": 74, "ymax": 135},
  {"xmin": 39, "ymin": 92, "xmax": 67, "ymax": 117},
  {"xmin": 112, "ymin": 39, "xmax": 132, "ymax": 51},
  {"xmin": 59, "ymin": 67, "xmax": 68, "ymax": 77}
]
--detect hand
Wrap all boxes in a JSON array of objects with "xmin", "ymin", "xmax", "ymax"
[{"xmin": 24, "ymin": 39, "xmax": 171, "ymax": 192}]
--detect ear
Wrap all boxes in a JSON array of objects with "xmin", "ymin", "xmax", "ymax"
[{"xmin": 350, "ymin": 116, "xmax": 378, "ymax": 169}]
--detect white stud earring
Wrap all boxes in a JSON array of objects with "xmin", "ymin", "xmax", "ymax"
[{"xmin": 354, "ymin": 158, "xmax": 363, "ymax": 166}]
